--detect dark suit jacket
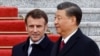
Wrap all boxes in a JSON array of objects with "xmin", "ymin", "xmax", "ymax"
[
  {"xmin": 51, "ymin": 28, "xmax": 100, "ymax": 56},
  {"xmin": 12, "ymin": 34, "xmax": 54, "ymax": 56}
]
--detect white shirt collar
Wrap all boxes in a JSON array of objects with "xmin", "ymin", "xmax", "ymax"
[
  {"xmin": 62, "ymin": 29, "xmax": 78, "ymax": 44},
  {"xmin": 29, "ymin": 35, "xmax": 45, "ymax": 45}
]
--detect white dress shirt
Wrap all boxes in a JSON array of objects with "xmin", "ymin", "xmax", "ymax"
[{"xmin": 62, "ymin": 29, "xmax": 78, "ymax": 44}]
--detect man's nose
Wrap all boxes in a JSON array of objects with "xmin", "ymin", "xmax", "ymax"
[
  {"xmin": 33, "ymin": 26, "xmax": 37, "ymax": 32},
  {"xmin": 54, "ymin": 19, "xmax": 58, "ymax": 25}
]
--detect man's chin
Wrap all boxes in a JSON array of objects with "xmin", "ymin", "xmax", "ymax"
[
  {"xmin": 32, "ymin": 39, "xmax": 40, "ymax": 42},
  {"xmin": 31, "ymin": 37, "xmax": 40, "ymax": 41},
  {"xmin": 56, "ymin": 30, "xmax": 61, "ymax": 34}
]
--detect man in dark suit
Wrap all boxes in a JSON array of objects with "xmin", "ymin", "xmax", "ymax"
[
  {"xmin": 12, "ymin": 9, "xmax": 54, "ymax": 56},
  {"xmin": 51, "ymin": 2, "xmax": 100, "ymax": 56}
]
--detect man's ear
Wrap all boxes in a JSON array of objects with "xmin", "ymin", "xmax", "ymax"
[{"xmin": 70, "ymin": 16, "xmax": 77, "ymax": 25}]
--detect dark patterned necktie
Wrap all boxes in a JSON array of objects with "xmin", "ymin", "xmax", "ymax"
[
  {"xmin": 30, "ymin": 44, "xmax": 38, "ymax": 56},
  {"xmin": 59, "ymin": 41, "xmax": 65, "ymax": 51}
]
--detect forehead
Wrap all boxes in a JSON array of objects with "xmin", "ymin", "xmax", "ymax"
[
  {"xmin": 27, "ymin": 16, "xmax": 45, "ymax": 25},
  {"xmin": 55, "ymin": 10, "xmax": 66, "ymax": 16}
]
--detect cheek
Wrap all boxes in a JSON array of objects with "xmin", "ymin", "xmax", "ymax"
[
  {"xmin": 26, "ymin": 28, "xmax": 32, "ymax": 32},
  {"xmin": 59, "ymin": 20, "xmax": 68, "ymax": 29},
  {"xmin": 59, "ymin": 20, "xmax": 65, "ymax": 26},
  {"xmin": 26, "ymin": 28, "xmax": 34, "ymax": 34},
  {"xmin": 40, "ymin": 28, "xmax": 46, "ymax": 33}
]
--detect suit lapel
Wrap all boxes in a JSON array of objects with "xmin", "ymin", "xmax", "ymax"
[
  {"xmin": 22, "ymin": 37, "xmax": 30, "ymax": 56},
  {"xmin": 39, "ymin": 34, "xmax": 52, "ymax": 49},
  {"xmin": 58, "ymin": 29, "xmax": 82, "ymax": 56},
  {"xmin": 51, "ymin": 38, "xmax": 61, "ymax": 56}
]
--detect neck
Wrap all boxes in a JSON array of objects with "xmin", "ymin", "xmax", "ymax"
[{"xmin": 61, "ymin": 27, "xmax": 78, "ymax": 39}]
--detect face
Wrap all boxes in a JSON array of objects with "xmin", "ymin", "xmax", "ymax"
[
  {"xmin": 26, "ymin": 16, "xmax": 47, "ymax": 42},
  {"xmin": 54, "ymin": 10, "xmax": 74, "ymax": 37}
]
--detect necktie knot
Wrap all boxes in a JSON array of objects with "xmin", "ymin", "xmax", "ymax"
[
  {"xmin": 31, "ymin": 44, "xmax": 34, "ymax": 47},
  {"xmin": 31, "ymin": 44, "xmax": 38, "ymax": 47},
  {"xmin": 30, "ymin": 44, "xmax": 38, "ymax": 56}
]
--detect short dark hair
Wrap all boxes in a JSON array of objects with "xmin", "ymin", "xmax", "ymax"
[
  {"xmin": 25, "ymin": 9, "xmax": 48, "ymax": 24},
  {"xmin": 57, "ymin": 2, "xmax": 82, "ymax": 25}
]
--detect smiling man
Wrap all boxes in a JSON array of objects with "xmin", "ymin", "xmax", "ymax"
[{"xmin": 12, "ymin": 9, "xmax": 54, "ymax": 56}]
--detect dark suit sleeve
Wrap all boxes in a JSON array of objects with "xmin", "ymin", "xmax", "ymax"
[{"xmin": 85, "ymin": 40, "xmax": 100, "ymax": 56}]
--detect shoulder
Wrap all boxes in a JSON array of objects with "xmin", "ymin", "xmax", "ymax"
[
  {"xmin": 12, "ymin": 41, "xmax": 26, "ymax": 50},
  {"xmin": 12, "ymin": 37, "xmax": 29, "ymax": 50},
  {"xmin": 80, "ymin": 33, "xmax": 95, "ymax": 44},
  {"xmin": 81, "ymin": 35, "xmax": 100, "ymax": 55},
  {"xmin": 41, "ymin": 35, "xmax": 54, "ymax": 49},
  {"xmin": 44, "ymin": 36, "xmax": 54, "ymax": 46},
  {"xmin": 78, "ymin": 32, "xmax": 99, "ymax": 50},
  {"xmin": 76, "ymin": 28, "xmax": 96, "ymax": 44},
  {"xmin": 44, "ymin": 34, "xmax": 54, "ymax": 44}
]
